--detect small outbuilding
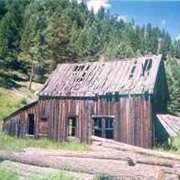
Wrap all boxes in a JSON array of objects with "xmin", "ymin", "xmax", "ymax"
[{"xmin": 3, "ymin": 55, "xmax": 175, "ymax": 148}]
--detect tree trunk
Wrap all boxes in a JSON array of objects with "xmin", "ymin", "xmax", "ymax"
[
  {"xmin": 29, "ymin": 63, "xmax": 34, "ymax": 90},
  {"xmin": 0, "ymin": 151, "xmax": 171, "ymax": 179},
  {"xmin": 91, "ymin": 136, "xmax": 180, "ymax": 161}
]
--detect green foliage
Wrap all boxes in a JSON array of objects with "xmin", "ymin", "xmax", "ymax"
[
  {"xmin": 0, "ymin": 0, "xmax": 179, "ymax": 115},
  {"xmin": 0, "ymin": 0, "xmax": 176, "ymax": 73},
  {"xmin": 166, "ymin": 58, "xmax": 180, "ymax": 115},
  {"xmin": 171, "ymin": 134, "xmax": 180, "ymax": 152},
  {"xmin": 174, "ymin": 40, "xmax": 180, "ymax": 59}
]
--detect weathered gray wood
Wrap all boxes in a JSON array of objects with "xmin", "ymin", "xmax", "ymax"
[
  {"xmin": 39, "ymin": 55, "xmax": 162, "ymax": 97},
  {"xmin": 0, "ymin": 150, "xmax": 174, "ymax": 179},
  {"xmin": 91, "ymin": 136, "xmax": 180, "ymax": 161},
  {"xmin": 157, "ymin": 114, "xmax": 180, "ymax": 137}
]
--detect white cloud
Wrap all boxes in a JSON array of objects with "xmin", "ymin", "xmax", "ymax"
[
  {"xmin": 176, "ymin": 34, "xmax": 180, "ymax": 41},
  {"xmin": 117, "ymin": 15, "xmax": 128, "ymax": 22},
  {"xmin": 161, "ymin": 19, "xmax": 166, "ymax": 27},
  {"xmin": 87, "ymin": 0, "xmax": 111, "ymax": 13}
]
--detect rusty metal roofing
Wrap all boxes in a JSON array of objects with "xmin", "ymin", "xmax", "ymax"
[
  {"xmin": 39, "ymin": 55, "xmax": 162, "ymax": 97},
  {"xmin": 157, "ymin": 114, "xmax": 180, "ymax": 137}
]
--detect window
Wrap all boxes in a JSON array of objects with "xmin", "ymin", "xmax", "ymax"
[
  {"xmin": 94, "ymin": 118, "xmax": 102, "ymax": 137},
  {"xmin": 93, "ymin": 116, "xmax": 114, "ymax": 139},
  {"xmin": 105, "ymin": 118, "xmax": 114, "ymax": 139},
  {"xmin": 28, "ymin": 114, "xmax": 34, "ymax": 135},
  {"xmin": 67, "ymin": 117, "xmax": 76, "ymax": 137}
]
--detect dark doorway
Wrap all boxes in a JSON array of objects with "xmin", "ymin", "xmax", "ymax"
[
  {"xmin": 67, "ymin": 117, "xmax": 76, "ymax": 137},
  {"xmin": 28, "ymin": 114, "xmax": 34, "ymax": 135},
  {"xmin": 93, "ymin": 117, "xmax": 114, "ymax": 139}
]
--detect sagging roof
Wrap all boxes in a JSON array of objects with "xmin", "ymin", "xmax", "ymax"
[
  {"xmin": 157, "ymin": 114, "xmax": 180, "ymax": 137},
  {"xmin": 39, "ymin": 55, "xmax": 162, "ymax": 97}
]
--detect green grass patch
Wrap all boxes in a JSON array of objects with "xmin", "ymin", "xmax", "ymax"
[
  {"xmin": 29, "ymin": 172, "xmax": 80, "ymax": 180},
  {"xmin": 0, "ymin": 165, "xmax": 18, "ymax": 180},
  {"xmin": 0, "ymin": 81, "xmax": 42, "ymax": 121},
  {"xmin": 0, "ymin": 130, "xmax": 90, "ymax": 152},
  {"xmin": 94, "ymin": 174, "xmax": 115, "ymax": 180},
  {"xmin": 17, "ymin": 81, "xmax": 43, "ymax": 91},
  {"xmin": 0, "ymin": 87, "xmax": 23, "ymax": 120},
  {"xmin": 170, "ymin": 134, "xmax": 180, "ymax": 153}
]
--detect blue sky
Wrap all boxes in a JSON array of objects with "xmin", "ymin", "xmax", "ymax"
[
  {"xmin": 86, "ymin": 0, "xmax": 180, "ymax": 40},
  {"xmin": 109, "ymin": 1, "xmax": 180, "ymax": 40}
]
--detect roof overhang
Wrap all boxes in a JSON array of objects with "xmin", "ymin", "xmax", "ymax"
[{"xmin": 157, "ymin": 114, "xmax": 180, "ymax": 138}]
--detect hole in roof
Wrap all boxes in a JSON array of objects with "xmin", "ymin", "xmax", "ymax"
[
  {"xmin": 144, "ymin": 59, "xmax": 152, "ymax": 71},
  {"xmin": 141, "ymin": 59, "xmax": 152, "ymax": 76},
  {"xmin": 129, "ymin": 61, "xmax": 137, "ymax": 79},
  {"xmin": 74, "ymin": 66, "xmax": 79, "ymax": 71},
  {"xmin": 82, "ymin": 72, "xmax": 86, "ymax": 77},
  {"xmin": 80, "ymin": 65, "xmax": 85, "ymax": 71},
  {"xmin": 77, "ymin": 78, "xmax": 83, "ymax": 82},
  {"xmin": 86, "ymin": 65, "xmax": 90, "ymax": 70}
]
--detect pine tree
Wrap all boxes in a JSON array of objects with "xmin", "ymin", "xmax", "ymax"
[
  {"xmin": 166, "ymin": 58, "xmax": 180, "ymax": 115},
  {"xmin": 19, "ymin": 1, "xmax": 49, "ymax": 89}
]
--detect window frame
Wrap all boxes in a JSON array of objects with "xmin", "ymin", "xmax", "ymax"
[
  {"xmin": 67, "ymin": 116, "xmax": 77, "ymax": 137},
  {"xmin": 92, "ymin": 116, "xmax": 114, "ymax": 139},
  {"xmin": 28, "ymin": 114, "xmax": 35, "ymax": 135}
]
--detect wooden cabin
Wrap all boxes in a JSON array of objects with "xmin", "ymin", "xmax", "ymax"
[{"xmin": 3, "ymin": 55, "xmax": 171, "ymax": 148}]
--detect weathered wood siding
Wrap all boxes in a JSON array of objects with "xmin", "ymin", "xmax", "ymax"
[
  {"xmin": 39, "ymin": 94, "xmax": 152, "ymax": 148},
  {"xmin": 3, "ymin": 101, "xmax": 48, "ymax": 138},
  {"xmin": 3, "ymin": 95, "xmax": 152, "ymax": 148}
]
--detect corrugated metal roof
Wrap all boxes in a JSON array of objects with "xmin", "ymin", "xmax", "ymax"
[
  {"xmin": 39, "ymin": 55, "xmax": 162, "ymax": 97},
  {"xmin": 157, "ymin": 114, "xmax": 180, "ymax": 137}
]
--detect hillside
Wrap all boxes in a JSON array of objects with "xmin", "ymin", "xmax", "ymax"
[{"xmin": 0, "ymin": 82, "xmax": 43, "ymax": 121}]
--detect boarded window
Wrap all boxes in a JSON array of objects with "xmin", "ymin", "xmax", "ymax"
[
  {"xmin": 28, "ymin": 114, "xmax": 34, "ymax": 135},
  {"xmin": 67, "ymin": 117, "xmax": 76, "ymax": 137},
  {"xmin": 93, "ymin": 117, "xmax": 114, "ymax": 139}
]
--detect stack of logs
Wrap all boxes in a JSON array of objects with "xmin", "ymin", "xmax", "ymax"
[{"xmin": 0, "ymin": 136, "xmax": 179, "ymax": 179}]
